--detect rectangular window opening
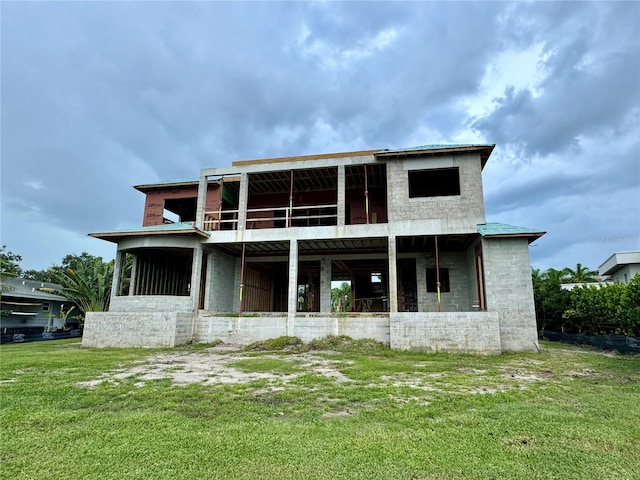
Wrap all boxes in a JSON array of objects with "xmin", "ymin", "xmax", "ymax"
[
  {"xmin": 426, "ymin": 268, "xmax": 450, "ymax": 293},
  {"xmin": 409, "ymin": 168, "xmax": 460, "ymax": 198}
]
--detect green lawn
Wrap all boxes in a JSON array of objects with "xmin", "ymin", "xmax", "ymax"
[{"xmin": 1, "ymin": 338, "xmax": 638, "ymax": 479}]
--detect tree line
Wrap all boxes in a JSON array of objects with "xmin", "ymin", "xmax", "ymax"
[
  {"xmin": 1, "ymin": 246, "xmax": 115, "ymax": 320},
  {"xmin": 533, "ymin": 263, "xmax": 639, "ymax": 337}
]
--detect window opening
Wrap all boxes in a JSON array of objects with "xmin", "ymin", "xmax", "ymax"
[
  {"xmin": 409, "ymin": 168, "xmax": 460, "ymax": 198},
  {"xmin": 426, "ymin": 268, "xmax": 450, "ymax": 292}
]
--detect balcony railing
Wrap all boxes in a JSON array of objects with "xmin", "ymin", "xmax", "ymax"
[{"xmin": 203, "ymin": 204, "xmax": 338, "ymax": 231}]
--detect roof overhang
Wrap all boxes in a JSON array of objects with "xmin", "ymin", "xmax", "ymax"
[
  {"xmin": 134, "ymin": 179, "xmax": 199, "ymax": 193},
  {"xmin": 375, "ymin": 144, "xmax": 495, "ymax": 169},
  {"xmin": 89, "ymin": 225, "xmax": 210, "ymax": 243},
  {"xmin": 599, "ymin": 251, "xmax": 640, "ymax": 276},
  {"xmin": 478, "ymin": 223, "xmax": 545, "ymax": 244}
]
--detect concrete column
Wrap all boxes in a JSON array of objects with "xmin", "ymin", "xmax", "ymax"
[
  {"xmin": 320, "ymin": 257, "xmax": 332, "ymax": 313},
  {"xmin": 190, "ymin": 245, "xmax": 204, "ymax": 311},
  {"xmin": 237, "ymin": 172, "xmax": 249, "ymax": 231},
  {"xmin": 337, "ymin": 165, "xmax": 346, "ymax": 226},
  {"xmin": 287, "ymin": 239, "xmax": 299, "ymax": 331},
  {"xmin": 128, "ymin": 253, "xmax": 138, "ymax": 296},
  {"xmin": 203, "ymin": 251, "xmax": 212, "ymax": 310},
  {"xmin": 387, "ymin": 236, "xmax": 398, "ymax": 313},
  {"xmin": 110, "ymin": 249, "xmax": 123, "ymax": 305},
  {"xmin": 416, "ymin": 255, "xmax": 427, "ymax": 312},
  {"xmin": 195, "ymin": 174, "xmax": 208, "ymax": 230},
  {"xmin": 233, "ymin": 257, "xmax": 242, "ymax": 311}
]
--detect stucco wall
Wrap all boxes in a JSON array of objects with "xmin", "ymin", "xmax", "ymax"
[{"xmin": 611, "ymin": 265, "xmax": 640, "ymax": 284}]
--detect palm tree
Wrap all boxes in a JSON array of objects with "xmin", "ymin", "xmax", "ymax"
[
  {"xmin": 544, "ymin": 267, "xmax": 570, "ymax": 285},
  {"xmin": 42, "ymin": 257, "xmax": 114, "ymax": 315},
  {"xmin": 564, "ymin": 263, "xmax": 597, "ymax": 283},
  {"xmin": 331, "ymin": 282, "xmax": 352, "ymax": 312}
]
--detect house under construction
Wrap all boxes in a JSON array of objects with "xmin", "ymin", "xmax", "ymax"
[{"xmin": 85, "ymin": 144, "xmax": 544, "ymax": 353}]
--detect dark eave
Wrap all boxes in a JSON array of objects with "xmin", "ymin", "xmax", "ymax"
[{"xmin": 134, "ymin": 179, "xmax": 199, "ymax": 193}]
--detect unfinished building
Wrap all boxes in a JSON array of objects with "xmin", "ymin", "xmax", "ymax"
[{"xmin": 84, "ymin": 144, "xmax": 544, "ymax": 353}]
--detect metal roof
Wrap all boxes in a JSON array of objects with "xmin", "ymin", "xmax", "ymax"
[
  {"xmin": 477, "ymin": 223, "xmax": 545, "ymax": 243},
  {"xmin": 88, "ymin": 222, "xmax": 210, "ymax": 243},
  {"xmin": 376, "ymin": 144, "xmax": 495, "ymax": 168},
  {"xmin": 0, "ymin": 278, "xmax": 68, "ymax": 302},
  {"xmin": 378, "ymin": 144, "xmax": 494, "ymax": 153},
  {"xmin": 134, "ymin": 178, "xmax": 199, "ymax": 193}
]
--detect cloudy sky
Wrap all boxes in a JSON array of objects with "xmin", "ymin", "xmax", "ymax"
[{"xmin": 2, "ymin": 1, "xmax": 639, "ymax": 273}]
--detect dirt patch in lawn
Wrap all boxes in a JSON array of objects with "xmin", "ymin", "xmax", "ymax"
[{"xmin": 77, "ymin": 345, "xmax": 351, "ymax": 389}]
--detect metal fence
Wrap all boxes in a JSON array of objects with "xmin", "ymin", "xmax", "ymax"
[{"xmin": 542, "ymin": 330, "xmax": 640, "ymax": 354}]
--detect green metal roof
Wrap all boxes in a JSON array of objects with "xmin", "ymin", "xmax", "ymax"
[{"xmin": 477, "ymin": 222, "xmax": 545, "ymax": 242}]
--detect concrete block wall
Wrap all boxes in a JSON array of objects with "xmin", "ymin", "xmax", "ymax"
[
  {"xmin": 390, "ymin": 312, "xmax": 501, "ymax": 354},
  {"xmin": 82, "ymin": 311, "xmax": 194, "ymax": 348},
  {"xmin": 193, "ymin": 313, "xmax": 389, "ymax": 345},
  {"xmin": 385, "ymin": 154, "xmax": 486, "ymax": 230},
  {"xmin": 482, "ymin": 237, "xmax": 538, "ymax": 352},
  {"xmin": 110, "ymin": 295, "xmax": 193, "ymax": 312},
  {"xmin": 465, "ymin": 241, "xmax": 481, "ymax": 309},
  {"xmin": 206, "ymin": 250, "xmax": 237, "ymax": 311},
  {"xmin": 194, "ymin": 314, "xmax": 287, "ymax": 345},
  {"xmin": 416, "ymin": 252, "xmax": 473, "ymax": 312}
]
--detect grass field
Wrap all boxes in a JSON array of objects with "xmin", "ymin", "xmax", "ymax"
[{"xmin": 1, "ymin": 338, "xmax": 638, "ymax": 479}]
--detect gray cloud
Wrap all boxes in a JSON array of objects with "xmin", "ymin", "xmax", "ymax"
[{"xmin": 1, "ymin": 1, "xmax": 638, "ymax": 271}]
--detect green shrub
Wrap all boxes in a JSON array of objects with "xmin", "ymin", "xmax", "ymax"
[
  {"xmin": 244, "ymin": 336, "xmax": 308, "ymax": 352},
  {"xmin": 308, "ymin": 335, "xmax": 388, "ymax": 353}
]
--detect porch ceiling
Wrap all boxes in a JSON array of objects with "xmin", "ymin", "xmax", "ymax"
[
  {"xmin": 210, "ymin": 241, "xmax": 291, "ymax": 257},
  {"xmin": 248, "ymin": 167, "xmax": 337, "ymax": 195},
  {"xmin": 210, "ymin": 237, "xmax": 389, "ymax": 257},
  {"xmin": 396, "ymin": 234, "xmax": 478, "ymax": 253},
  {"xmin": 345, "ymin": 163, "xmax": 386, "ymax": 189},
  {"xmin": 299, "ymin": 237, "xmax": 388, "ymax": 255}
]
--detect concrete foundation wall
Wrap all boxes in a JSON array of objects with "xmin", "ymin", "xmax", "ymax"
[
  {"xmin": 82, "ymin": 311, "xmax": 193, "ymax": 348},
  {"xmin": 194, "ymin": 313, "xmax": 390, "ymax": 344},
  {"xmin": 482, "ymin": 237, "xmax": 538, "ymax": 352},
  {"xmin": 109, "ymin": 295, "xmax": 193, "ymax": 312},
  {"xmin": 390, "ymin": 311, "xmax": 501, "ymax": 354}
]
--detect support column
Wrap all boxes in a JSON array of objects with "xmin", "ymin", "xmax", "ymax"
[
  {"xmin": 195, "ymin": 174, "xmax": 208, "ymax": 230},
  {"xmin": 287, "ymin": 239, "xmax": 299, "ymax": 333},
  {"xmin": 189, "ymin": 245, "xmax": 204, "ymax": 311},
  {"xmin": 128, "ymin": 253, "xmax": 138, "ymax": 296},
  {"xmin": 110, "ymin": 250, "xmax": 123, "ymax": 304},
  {"xmin": 320, "ymin": 257, "xmax": 332, "ymax": 313},
  {"xmin": 203, "ymin": 251, "xmax": 212, "ymax": 310},
  {"xmin": 337, "ymin": 165, "xmax": 346, "ymax": 226},
  {"xmin": 387, "ymin": 236, "xmax": 398, "ymax": 313},
  {"xmin": 416, "ymin": 255, "xmax": 427, "ymax": 312},
  {"xmin": 237, "ymin": 172, "xmax": 249, "ymax": 231}
]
